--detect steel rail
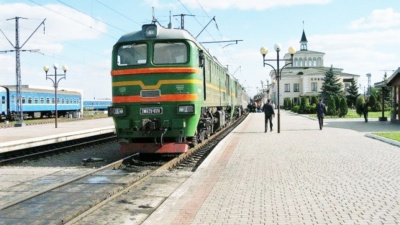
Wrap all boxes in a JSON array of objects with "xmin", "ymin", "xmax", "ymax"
[{"xmin": 66, "ymin": 113, "xmax": 248, "ymax": 224}]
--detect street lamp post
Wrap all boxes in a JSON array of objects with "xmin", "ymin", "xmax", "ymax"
[
  {"xmin": 44, "ymin": 64, "xmax": 68, "ymax": 128},
  {"xmin": 260, "ymin": 44, "xmax": 296, "ymax": 133},
  {"xmin": 379, "ymin": 73, "xmax": 388, "ymax": 122}
]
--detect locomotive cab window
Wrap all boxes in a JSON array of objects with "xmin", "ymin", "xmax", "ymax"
[
  {"xmin": 117, "ymin": 43, "xmax": 147, "ymax": 66},
  {"xmin": 153, "ymin": 42, "xmax": 188, "ymax": 64}
]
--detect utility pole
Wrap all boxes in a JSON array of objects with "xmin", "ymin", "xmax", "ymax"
[
  {"xmin": 366, "ymin": 73, "xmax": 371, "ymax": 96},
  {"xmin": 0, "ymin": 17, "xmax": 46, "ymax": 127},
  {"xmin": 173, "ymin": 14, "xmax": 194, "ymax": 29}
]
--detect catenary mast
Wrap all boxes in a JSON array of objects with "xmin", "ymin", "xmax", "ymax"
[{"xmin": 0, "ymin": 17, "xmax": 46, "ymax": 126}]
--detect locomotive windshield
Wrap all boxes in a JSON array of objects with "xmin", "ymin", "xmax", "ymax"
[
  {"xmin": 117, "ymin": 43, "xmax": 147, "ymax": 66},
  {"xmin": 153, "ymin": 42, "xmax": 188, "ymax": 64}
]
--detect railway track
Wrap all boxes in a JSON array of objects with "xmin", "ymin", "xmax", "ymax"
[
  {"xmin": 0, "ymin": 133, "xmax": 116, "ymax": 166},
  {"xmin": 0, "ymin": 113, "xmax": 247, "ymax": 225}
]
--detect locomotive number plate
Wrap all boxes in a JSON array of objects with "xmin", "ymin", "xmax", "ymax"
[{"xmin": 140, "ymin": 107, "xmax": 163, "ymax": 115}]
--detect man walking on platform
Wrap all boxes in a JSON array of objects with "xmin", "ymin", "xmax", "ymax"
[
  {"xmin": 262, "ymin": 99, "xmax": 275, "ymax": 133},
  {"xmin": 316, "ymin": 98, "xmax": 327, "ymax": 130},
  {"xmin": 362, "ymin": 99, "xmax": 369, "ymax": 122}
]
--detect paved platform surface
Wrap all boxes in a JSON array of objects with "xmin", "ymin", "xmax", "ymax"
[
  {"xmin": 143, "ymin": 111, "xmax": 400, "ymax": 225},
  {"xmin": 0, "ymin": 118, "xmax": 114, "ymax": 153}
]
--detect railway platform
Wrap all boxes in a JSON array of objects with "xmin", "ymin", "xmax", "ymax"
[
  {"xmin": 0, "ymin": 118, "xmax": 114, "ymax": 153},
  {"xmin": 142, "ymin": 111, "xmax": 400, "ymax": 225}
]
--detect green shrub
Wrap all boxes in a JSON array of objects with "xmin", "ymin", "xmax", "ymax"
[
  {"xmin": 292, "ymin": 105, "xmax": 300, "ymax": 113},
  {"xmin": 284, "ymin": 97, "xmax": 291, "ymax": 110},
  {"xmin": 355, "ymin": 96, "xmax": 365, "ymax": 117},
  {"xmin": 310, "ymin": 96, "xmax": 318, "ymax": 105}
]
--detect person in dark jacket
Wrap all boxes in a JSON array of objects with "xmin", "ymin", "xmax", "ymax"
[
  {"xmin": 363, "ymin": 100, "xmax": 369, "ymax": 122},
  {"xmin": 316, "ymin": 98, "xmax": 327, "ymax": 130},
  {"xmin": 262, "ymin": 99, "xmax": 275, "ymax": 133}
]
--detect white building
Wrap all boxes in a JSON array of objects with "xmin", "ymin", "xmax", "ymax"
[{"xmin": 267, "ymin": 29, "xmax": 360, "ymax": 106}]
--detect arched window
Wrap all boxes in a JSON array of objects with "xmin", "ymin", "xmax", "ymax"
[{"xmin": 317, "ymin": 57, "xmax": 322, "ymax": 66}]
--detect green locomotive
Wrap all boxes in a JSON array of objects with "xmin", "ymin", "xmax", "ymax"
[{"xmin": 108, "ymin": 23, "xmax": 248, "ymax": 154}]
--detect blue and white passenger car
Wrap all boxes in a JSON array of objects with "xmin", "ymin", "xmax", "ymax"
[
  {"xmin": 0, "ymin": 85, "xmax": 82, "ymax": 120},
  {"xmin": 83, "ymin": 99, "xmax": 112, "ymax": 111}
]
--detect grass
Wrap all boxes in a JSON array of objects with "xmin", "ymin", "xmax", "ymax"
[
  {"xmin": 373, "ymin": 132, "xmax": 400, "ymax": 142},
  {"xmin": 308, "ymin": 109, "xmax": 388, "ymax": 119},
  {"xmin": 345, "ymin": 110, "xmax": 387, "ymax": 119},
  {"xmin": 302, "ymin": 109, "xmax": 400, "ymax": 143}
]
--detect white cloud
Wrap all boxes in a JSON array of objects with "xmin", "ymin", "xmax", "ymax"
[
  {"xmin": 300, "ymin": 28, "xmax": 400, "ymax": 86},
  {"xmin": 144, "ymin": 0, "xmax": 180, "ymax": 11},
  {"xmin": 349, "ymin": 8, "xmax": 400, "ymax": 30},
  {"xmin": 147, "ymin": 0, "xmax": 330, "ymax": 11},
  {"xmin": 0, "ymin": 3, "xmax": 110, "ymax": 97},
  {"xmin": 311, "ymin": 29, "xmax": 400, "ymax": 50},
  {"xmin": 0, "ymin": 3, "xmax": 107, "ymax": 40}
]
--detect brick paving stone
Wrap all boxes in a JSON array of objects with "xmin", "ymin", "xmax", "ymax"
[{"xmin": 142, "ymin": 111, "xmax": 400, "ymax": 225}]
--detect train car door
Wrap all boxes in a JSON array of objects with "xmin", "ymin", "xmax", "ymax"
[
  {"xmin": 226, "ymin": 74, "xmax": 231, "ymax": 106},
  {"xmin": 0, "ymin": 86, "xmax": 10, "ymax": 120}
]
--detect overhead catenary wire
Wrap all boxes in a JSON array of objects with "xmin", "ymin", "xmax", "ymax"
[
  {"xmin": 56, "ymin": 0, "xmax": 128, "ymax": 34},
  {"xmin": 28, "ymin": 0, "xmax": 117, "ymax": 40},
  {"xmin": 3, "ymin": 1, "xmax": 240, "ymax": 76},
  {"xmin": 95, "ymin": 0, "xmax": 141, "ymax": 26},
  {"xmin": 184, "ymin": 0, "xmax": 240, "ymax": 72}
]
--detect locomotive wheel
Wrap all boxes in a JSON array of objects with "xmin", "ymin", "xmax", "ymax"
[
  {"xmin": 198, "ymin": 131, "xmax": 205, "ymax": 143},
  {"xmin": 205, "ymin": 125, "xmax": 211, "ymax": 139},
  {"xmin": 190, "ymin": 133, "xmax": 198, "ymax": 147}
]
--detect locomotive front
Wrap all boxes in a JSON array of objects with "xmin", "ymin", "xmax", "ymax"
[{"xmin": 108, "ymin": 24, "xmax": 204, "ymax": 154}]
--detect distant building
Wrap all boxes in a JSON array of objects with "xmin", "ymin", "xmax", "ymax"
[{"xmin": 267, "ymin": 29, "xmax": 360, "ymax": 106}]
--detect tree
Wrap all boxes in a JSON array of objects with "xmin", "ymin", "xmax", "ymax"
[
  {"xmin": 338, "ymin": 97, "xmax": 348, "ymax": 117},
  {"xmin": 356, "ymin": 96, "xmax": 365, "ymax": 116},
  {"xmin": 368, "ymin": 94, "xmax": 381, "ymax": 112},
  {"xmin": 334, "ymin": 95, "xmax": 340, "ymax": 115},
  {"xmin": 346, "ymin": 78, "xmax": 359, "ymax": 108},
  {"xmin": 376, "ymin": 85, "xmax": 392, "ymax": 111},
  {"xmin": 327, "ymin": 95, "xmax": 336, "ymax": 116},
  {"xmin": 321, "ymin": 66, "xmax": 344, "ymax": 101}
]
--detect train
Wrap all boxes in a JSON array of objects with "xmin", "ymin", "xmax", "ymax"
[
  {"xmin": 83, "ymin": 99, "xmax": 112, "ymax": 111},
  {"xmin": 108, "ymin": 22, "xmax": 249, "ymax": 154},
  {"xmin": 0, "ymin": 85, "xmax": 82, "ymax": 121}
]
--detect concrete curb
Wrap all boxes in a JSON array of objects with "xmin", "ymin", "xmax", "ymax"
[{"xmin": 365, "ymin": 133, "xmax": 400, "ymax": 148}]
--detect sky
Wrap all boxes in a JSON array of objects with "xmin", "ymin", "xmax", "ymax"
[{"xmin": 0, "ymin": 0, "xmax": 399, "ymax": 99}]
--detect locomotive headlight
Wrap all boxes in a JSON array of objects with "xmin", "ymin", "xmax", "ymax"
[
  {"xmin": 142, "ymin": 24, "xmax": 158, "ymax": 38},
  {"xmin": 178, "ymin": 105, "xmax": 195, "ymax": 114},
  {"xmin": 108, "ymin": 107, "xmax": 125, "ymax": 116}
]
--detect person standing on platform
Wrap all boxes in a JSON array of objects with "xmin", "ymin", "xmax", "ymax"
[
  {"xmin": 363, "ymin": 99, "xmax": 369, "ymax": 122},
  {"xmin": 316, "ymin": 98, "xmax": 327, "ymax": 130},
  {"xmin": 262, "ymin": 99, "xmax": 275, "ymax": 133}
]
